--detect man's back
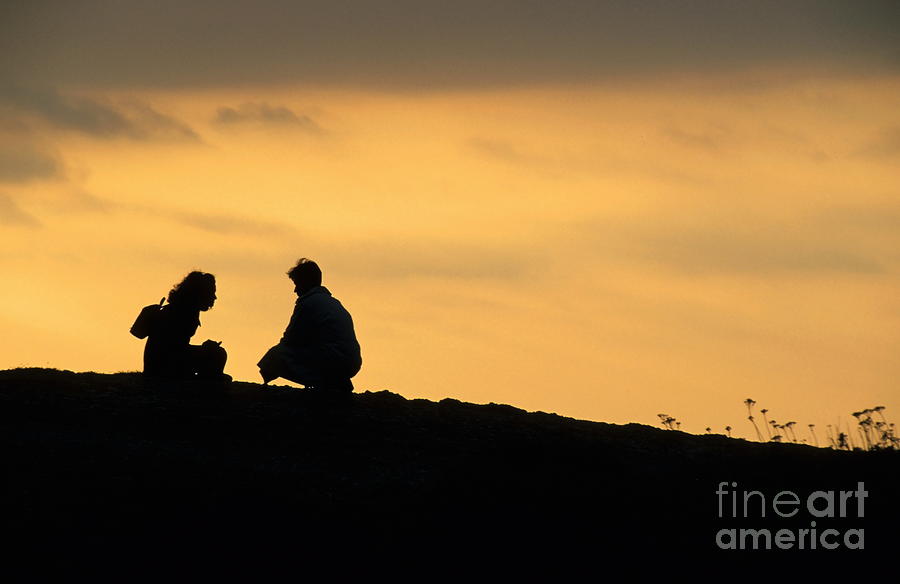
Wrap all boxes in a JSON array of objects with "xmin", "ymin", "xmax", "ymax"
[
  {"xmin": 258, "ymin": 258, "xmax": 362, "ymax": 389},
  {"xmin": 276, "ymin": 285, "xmax": 362, "ymax": 382}
]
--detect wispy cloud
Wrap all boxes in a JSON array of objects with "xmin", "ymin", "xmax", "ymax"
[
  {"xmin": 468, "ymin": 138, "xmax": 548, "ymax": 168},
  {"xmin": 109, "ymin": 201, "xmax": 298, "ymax": 238},
  {"xmin": 7, "ymin": 189, "xmax": 297, "ymax": 236},
  {"xmin": 854, "ymin": 126, "xmax": 900, "ymax": 159},
  {"xmin": 0, "ymin": 193, "xmax": 41, "ymax": 228},
  {"xmin": 0, "ymin": 85, "xmax": 199, "ymax": 141},
  {"xmin": 331, "ymin": 239, "xmax": 534, "ymax": 282},
  {"xmin": 119, "ymin": 100, "xmax": 201, "ymax": 142},
  {"xmin": 637, "ymin": 227, "xmax": 884, "ymax": 275},
  {"xmin": 170, "ymin": 209, "xmax": 298, "ymax": 236},
  {"xmin": 468, "ymin": 136, "xmax": 709, "ymax": 185},
  {"xmin": 580, "ymin": 213, "xmax": 888, "ymax": 276},
  {"xmin": 50, "ymin": 190, "xmax": 115, "ymax": 214},
  {"xmin": 0, "ymin": 143, "xmax": 62, "ymax": 183},
  {"xmin": 213, "ymin": 103, "xmax": 323, "ymax": 134},
  {"xmin": 817, "ymin": 206, "xmax": 900, "ymax": 241},
  {"xmin": 663, "ymin": 125, "xmax": 733, "ymax": 153}
]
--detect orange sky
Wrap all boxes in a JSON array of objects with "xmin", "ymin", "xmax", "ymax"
[{"xmin": 2, "ymin": 2, "xmax": 899, "ymax": 441}]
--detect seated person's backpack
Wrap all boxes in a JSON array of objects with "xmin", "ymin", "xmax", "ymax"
[{"xmin": 130, "ymin": 297, "xmax": 165, "ymax": 339}]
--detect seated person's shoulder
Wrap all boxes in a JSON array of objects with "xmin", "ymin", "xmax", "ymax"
[
  {"xmin": 303, "ymin": 290, "xmax": 350, "ymax": 319},
  {"xmin": 155, "ymin": 303, "xmax": 200, "ymax": 332}
]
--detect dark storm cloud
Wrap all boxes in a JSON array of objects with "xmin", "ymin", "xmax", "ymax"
[
  {"xmin": 0, "ymin": 86, "xmax": 199, "ymax": 141},
  {"xmin": 0, "ymin": 193, "xmax": 41, "ymax": 228},
  {"xmin": 2, "ymin": 1, "xmax": 898, "ymax": 89},
  {"xmin": 213, "ymin": 103, "xmax": 323, "ymax": 133}
]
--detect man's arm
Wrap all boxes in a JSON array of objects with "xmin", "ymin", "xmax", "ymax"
[{"xmin": 279, "ymin": 301, "xmax": 305, "ymax": 345}]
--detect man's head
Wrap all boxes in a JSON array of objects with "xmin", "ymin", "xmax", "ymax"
[{"xmin": 287, "ymin": 258, "xmax": 322, "ymax": 296}]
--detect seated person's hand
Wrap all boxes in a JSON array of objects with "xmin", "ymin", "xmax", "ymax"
[{"xmin": 202, "ymin": 339, "xmax": 222, "ymax": 348}]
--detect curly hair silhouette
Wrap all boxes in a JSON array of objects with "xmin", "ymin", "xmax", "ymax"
[{"xmin": 167, "ymin": 271, "xmax": 217, "ymax": 311}]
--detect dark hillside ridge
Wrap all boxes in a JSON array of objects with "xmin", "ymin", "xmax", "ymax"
[{"xmin": 1, "ymin": 368, "xmax": 897, "ymax": 565}]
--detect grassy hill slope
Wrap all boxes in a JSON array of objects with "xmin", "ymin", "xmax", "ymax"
[{"xmin": 1, "ymin": 368, "xmax": 896, "ymax": 568}]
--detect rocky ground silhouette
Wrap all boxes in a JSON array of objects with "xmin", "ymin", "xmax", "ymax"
[{"xmin": 1, "ymin": 368, "xmax": 896, "ymax": 570}]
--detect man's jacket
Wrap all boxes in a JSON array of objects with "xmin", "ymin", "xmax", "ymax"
[{"xmin": 279, "ymin": 286, "xmax": 362, "ymax": 380}]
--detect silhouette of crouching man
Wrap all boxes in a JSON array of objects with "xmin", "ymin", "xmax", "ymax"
[
  {"xmin": 143, "ymin": 271, "xmax": 230, "ymax": 383},
  {"xmin": 258, "ymin": 258, "xmax": 361, "ymax": 393}
]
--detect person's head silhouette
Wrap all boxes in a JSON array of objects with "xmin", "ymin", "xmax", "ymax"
[
  {"xmin": 168, "ymin": 271, "xmax": 217, "ymax": 311},
  {"xmin": 287, "ymin": 258, "xmax": 322, "ymax": 296}
]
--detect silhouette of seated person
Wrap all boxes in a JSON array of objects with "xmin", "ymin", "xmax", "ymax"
[
  {"xmin": 143, "ymin": 271, "xmax": 229, "ymax": 381},
  {"xmin": 258, "ymin": 258, "xmax": 361, "ymax": 392}
]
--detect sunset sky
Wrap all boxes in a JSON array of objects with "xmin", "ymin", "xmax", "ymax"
[{"xmin": 2, "ymin": 1, "xmax": 898, "ymax": 440}]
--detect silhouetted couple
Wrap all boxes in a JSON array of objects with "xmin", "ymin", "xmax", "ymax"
[{"xmin": 133, "ymin": 258, "xmax": 362, "ymax": 393}]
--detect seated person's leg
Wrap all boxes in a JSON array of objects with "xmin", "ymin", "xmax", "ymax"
[
  {"xmin": 190, "ymin": 343, "xmax": 228, "ymax": 378},
  {"xmin": 258, "ymin": 345, "xmax": 287, "ymax": 383},
  {"xmin": 257, "ymin": 344, "xmax": 352, "ymax": 393},
  {"xmin": 258, "ymin": 343, "xmax": 315, "ymax": 386}
]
